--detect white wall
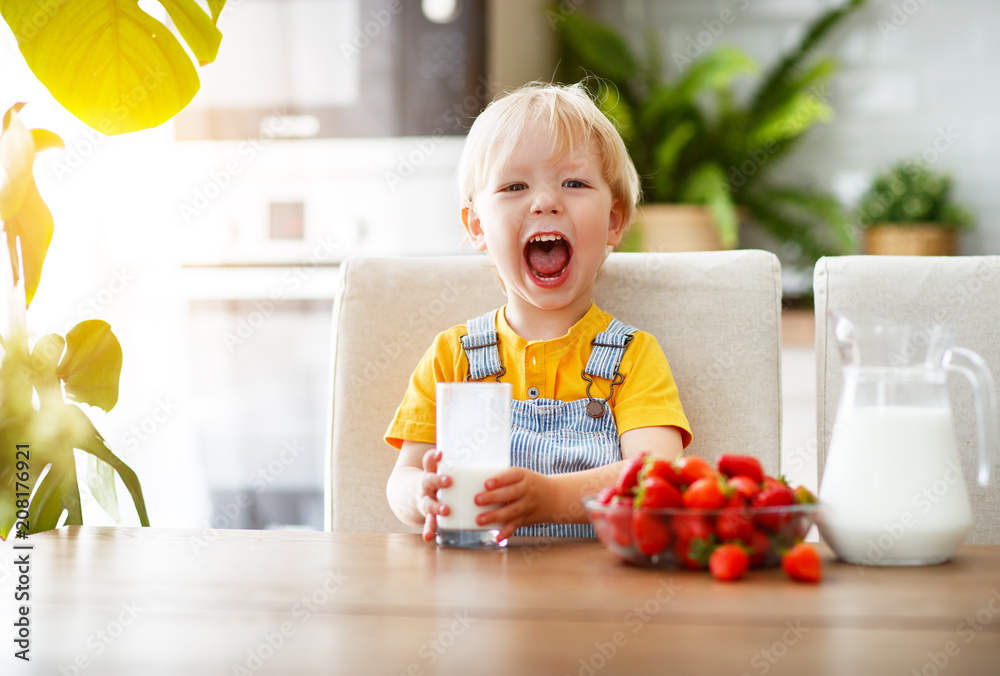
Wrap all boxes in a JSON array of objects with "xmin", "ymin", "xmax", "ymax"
[{"xmin": 593, "ymin": 0, "xmax": 1000, "ymax": 258}]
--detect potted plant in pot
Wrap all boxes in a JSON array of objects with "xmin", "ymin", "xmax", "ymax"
[
  {"xmin": 553, "ymin": 0, "xmax": 863, "ymax": 267},
  {"xmin": 856, "ymin": 161, "xmax": 973, "ymax": 256},
  {"xmin": 0, "ymin": 0, "xmax": 226, "ymax": 538}
]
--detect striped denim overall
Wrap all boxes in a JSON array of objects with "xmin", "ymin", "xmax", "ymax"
[{"xmin": 460, "ymin": 309, "xmax": 636, "ymax": 538}]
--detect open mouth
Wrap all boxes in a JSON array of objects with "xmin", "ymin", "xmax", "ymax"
[{"xmin": 524, "ymin": 233, "xmax": 572, "ymax": 282}]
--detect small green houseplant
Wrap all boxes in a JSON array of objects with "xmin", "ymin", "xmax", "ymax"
[
  {"xmin": 0, "ymin": 0, "xmax": 226, "ymax": 539},
  {"xmin": 857, "ymin": 161, "xmax": 973, "ymax": 256},
  {"xmin": 553, "ymin": 0, "xmax": 864, "ymax": 266}
]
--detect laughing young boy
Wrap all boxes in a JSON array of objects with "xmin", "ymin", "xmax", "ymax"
[{"xmin": 385, "ymin": 83, "xmax": 691, "ymax": 542}]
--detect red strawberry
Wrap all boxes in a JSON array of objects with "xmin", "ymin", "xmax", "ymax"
[
  {"xmin": 727, "ymin": 475, "xmax": 760, "ymax": 501},
  {"xmin": 682, "ymin": 476, "xmax": 729, "ymax": 509},
  {"xmin": 674, "ymin": 455, "xmax": 716, "ymax": 485},
  {"xmin": 717, "ymin": 454, "xmax": 764, "ymax": 482},
  {"xmin": 716, "ymin": 505, "xmax": 755, "ymax": 544},
  {"xmin": 751, "ymin": 479, "xmax": 795, "ymax": 533},
  {"xmin": 793, "ymin": 485, "xmax": 817, "ymax": 504},
  {"xmin": 615, "ymin": 452, "xmax": 649, "ymax": 496},
  {"xmin": 635, "ymin": 476, "xmax": 683, "ymax": 509},
  {"xmin": 747, "ymin": 529, "xmax": 771, "ymax": 568},
  {"xmin": 596, "ymin": 485, "xmax": 616, "ymax": 505},
  {"xmin": 608, "ymin": 495, "xmax": 634, "ymax": 548},
  {"xmin": 709, "ymin": 544, "xmax": 750, "ymax": 582},
  {"xmin": 633, "ymin": 511, "xmax": 672, "ymax": 557},
  {"xmin": 672, "ymin": 513, "xmax": 715, "ymax": 569},
  {"xmin": 641, "ymin": 457, "xmax": 683, "ymax": 487},
  {"xmin": 782, "ymin": 543, "xmax": 822, "ymax": 583},
  {"xmin": 760, "ymin": 475, "xmax": 786, "ymax": 491}
]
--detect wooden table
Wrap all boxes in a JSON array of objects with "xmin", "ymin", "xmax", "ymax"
[{"xmin": 5, "ymin": 527, "xmax": 1000, "ymax": 675}]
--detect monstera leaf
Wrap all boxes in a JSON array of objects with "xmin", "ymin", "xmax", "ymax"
[
  {"xmin": 0, "ymin": 105, "xmax": 59, "ymax": 306},
  {"xmin": 0, "ymin": 322, "xmax": 145, "ymax": 540},
  {"xmin": 0, "ymin": 0, "xmax": 225, "ymax": 135},
  {"xmin": 0, "ymin": 2, "xmax": 227, "ymax": 539}
]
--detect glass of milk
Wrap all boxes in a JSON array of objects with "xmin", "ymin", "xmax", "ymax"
[{"xmin": 435, "ymin": 382, "xmax": 512, "ymax": 548}]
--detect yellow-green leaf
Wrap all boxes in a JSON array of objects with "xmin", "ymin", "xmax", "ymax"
[
  {"xmin": 66, "ymin": 404, "xmax": 149, "ymax": 526},
  {"xmin": 26, "ymin": 459, "xmax": 83, "ymax": 534},
  {"xmin": 3, "ymin": 176, "xmax": 54, "ymax": 308},
  {"xmin": 0, "ymin": 106, "xmax": 34, "ymax": 220},
  {"xmin": 158, "ymin": 0, "xmax": 223, "ymax": 66},
  {"xmin": 57, "ymin": 320, "xmax": 123, "ymax": 413},
  {"xmin": 2, "ymin": 102, "xmax": 27, "ymax": 129},
  {"xmin": 748, "ymin": 91, "xmax": 834, "ymax": 147},
  {"xmin": 206, "ymin": 0, "xmax": 225, "ymax": 23},
  {"xmin": 595, "ymin": 82, "xmax": 637, "ymax": 145},
  {"xmin": 30, "ymin": 333, "xmax": 66, "ymax": 377},
  {"xmin": 30, "ymin": 128, "xmax": 64, "ymax": 152},
  {"xmin": 0, "ymin": 0, "xmax": 223, "ymax": 135},
  {"xmin": 680, "ymin": 162, "xmax": 739, "ymax": 249},
  {"xmin": 87, "ymin": 454, "xmax": 121, "ymax": 522}
]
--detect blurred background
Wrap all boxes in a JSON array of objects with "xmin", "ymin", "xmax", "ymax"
[{"xmin": 1, "ymin": 0, "xmax": 997, "ymax": 531}]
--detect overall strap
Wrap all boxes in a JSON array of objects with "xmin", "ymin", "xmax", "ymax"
[
  {"xmin": 459, "ymin": 310, "xmax": 505, "ymax": 381},
  {"xmin": 581, "ymin": 318, "xmax": 637, "ymax": 418},
  {"xmin": 584, "ymin": 318, "xmax": 637, "ymax": 380}
]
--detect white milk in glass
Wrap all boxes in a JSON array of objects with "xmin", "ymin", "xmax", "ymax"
[
  {"xmin": 437, "ymin": 466, "xmax": 504, "ymax": 530},
  {"xmin": 818, "ymin": 406, "xmax": 972, "ymax": 565},
  {"xmin": 435, "ymin": 382, "xmax": 512, "ymax": 547}
]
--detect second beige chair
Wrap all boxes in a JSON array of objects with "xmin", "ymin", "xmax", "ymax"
[
  {"xmin": 815, "ymin": 255, "xmax": 1000, "ymax": 544},
  {"xmin": 328, "ymin": 250, "xmax": 783, "ymax": 533}
]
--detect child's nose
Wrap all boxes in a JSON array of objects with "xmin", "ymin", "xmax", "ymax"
[{"xmin": 530, "ymin": 188, "xmax": 561, "ymax": 215}]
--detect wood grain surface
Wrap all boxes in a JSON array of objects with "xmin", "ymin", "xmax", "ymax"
[{"xmin": 11, "ymin": 527, "xmax": 1000, "ymax": 675}]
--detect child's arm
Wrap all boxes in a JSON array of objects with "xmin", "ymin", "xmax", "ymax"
[
  {"xmin": 475, "ymin": 425, "xmax": 684, "ymax": 541},
  {"xmin": 386, "ymin": 441, "xmax": 453, "ymax": 542}
]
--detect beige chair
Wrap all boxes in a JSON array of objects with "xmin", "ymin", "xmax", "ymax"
[
  {"xmin": 328, "ymin": 250, "xmax": 784, "ymax": 533},
  {"xmin": 815, "ymin": 255, "xmax": 1000, "ymax": 544}
]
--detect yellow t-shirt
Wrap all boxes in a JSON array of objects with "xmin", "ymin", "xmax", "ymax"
[{"xmin": 384, "ymin": 303, "xmax": 692, "ymax": 450}]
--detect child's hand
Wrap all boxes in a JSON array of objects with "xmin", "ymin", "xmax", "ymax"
[
  {"xmin": 417, "ymin": 448, "xmax": 452, "ymax": 542},
  {"xmin": 474, "ymin": 467, "xmax": 555, "ymax": 542}
]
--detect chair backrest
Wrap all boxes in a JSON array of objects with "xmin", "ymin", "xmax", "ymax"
[
  {"xmin": 328, "ymin": 250, "xmax": 783, "ymax": 533},
  {"xmin": 815, "ymin": 255, "xmax": 1000, "ymax": 544}
]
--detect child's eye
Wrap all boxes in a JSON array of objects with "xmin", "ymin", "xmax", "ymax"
[
  {"xmin": 563, "ymin": 179, "xmax": 587, "ymax": 188},
  {"xmin": 501, "ymin": 183, "xmax": 527, "ymax": 192}
]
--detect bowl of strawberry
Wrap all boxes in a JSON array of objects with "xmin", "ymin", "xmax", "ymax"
[{"xmin": 583, "ymin": 453, "xmax": 821, "ymax": 580}]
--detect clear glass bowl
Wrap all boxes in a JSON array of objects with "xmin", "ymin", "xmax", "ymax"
[{"xmin": 582, "ymin": 494, "xmax": 819, "ymax": 569}]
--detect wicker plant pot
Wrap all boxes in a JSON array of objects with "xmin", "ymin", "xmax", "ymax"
[
  {"xmin": 864, "ymin": 223, "xmax": 957, "ymax": 256},
  {"xmin": 638, "ymin": 204, "xmax": 726, "ymax": 252}
]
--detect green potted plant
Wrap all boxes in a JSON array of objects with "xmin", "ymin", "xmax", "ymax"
[
  {"xmin": 0, "ymin": 0, "xmax": 226, "ymax": 539},
  {"xmin": 553, "ymin": 0, "xmax": 864, "ymax": 267},
  {"xmin": 856, "ymin": 161, "xmax": 974, "ymax": 256}
]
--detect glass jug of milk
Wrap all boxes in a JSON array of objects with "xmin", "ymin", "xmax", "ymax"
[{"xmin": 818, "ymin": 310, "xmax": 997, "ymax": 565}]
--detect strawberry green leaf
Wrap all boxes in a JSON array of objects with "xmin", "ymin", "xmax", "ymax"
[
  {"xmin": 689, "ymin": 535, "xmax": 719, "ymax": 565},
  {"xmin": 57, "ymin": 320, "xmax": 123, "ymax": 413}
]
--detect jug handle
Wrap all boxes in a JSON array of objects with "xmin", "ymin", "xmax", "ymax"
[{"xmin": 945, "ymin": 347, "xmax": 998, "ymax": 486}]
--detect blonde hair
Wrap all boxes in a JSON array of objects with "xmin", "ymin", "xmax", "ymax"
[{"xmin": 457, "ymin": 82, "xmax": 640, "ymax": 228}]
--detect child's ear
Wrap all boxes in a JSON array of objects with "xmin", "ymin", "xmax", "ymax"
[
  {"xmin": 606, "ymin": 199, "xmax": 627, "ymax": 247},
  {"xmin": 462, "ymin": 205, "xmax": 488, "ymax": 251}
]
